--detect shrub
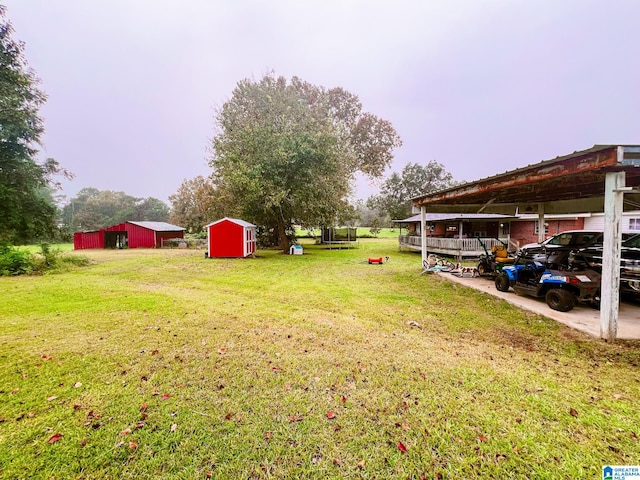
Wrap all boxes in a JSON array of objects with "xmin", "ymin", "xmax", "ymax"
[{"xmin": 0, "ymin": 246, "xmax": 35, "ymax": 275}]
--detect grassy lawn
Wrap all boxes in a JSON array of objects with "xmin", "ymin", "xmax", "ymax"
[
  {"xmin": 18, "ymin": 243, "xmax": 75, "ymax": 253},
  {"xmin": 1, "ymin": 238, "xmax": 638, "ymax": 479}
]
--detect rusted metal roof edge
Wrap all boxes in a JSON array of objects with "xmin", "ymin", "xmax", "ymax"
[{"xmin": 412, "ymin": 144, "xmax": 620, "ymax": 205}]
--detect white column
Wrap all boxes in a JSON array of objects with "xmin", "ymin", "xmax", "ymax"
[
  {"xmin": 600, "ymin": 169, "xmax": 625, "ymax": 341},
  {"xmin": 421, "ymin": 206, "xmax": 427, "ymax": 265},
  {"xmin": 537, "ymin": 203, "xmax": 545, "ymax": 242}
]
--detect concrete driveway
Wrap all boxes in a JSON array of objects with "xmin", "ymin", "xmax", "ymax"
[{"xmin": 437, "ymin": 271, "xmax": 640, "ymax": 340}]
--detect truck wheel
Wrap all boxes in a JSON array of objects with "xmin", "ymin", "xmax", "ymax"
[
  {"xmin": 495, "ymin": 273, "xmax": 510, "ymax": 292},
  {"xmin": 545, "ymin": 288, "xmax": 575, "ymax": 312}
]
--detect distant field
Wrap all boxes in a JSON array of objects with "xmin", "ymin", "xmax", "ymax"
[
  {"xmin": 296, "ymin": 227, "xmax": 403, "ymax": 239},
  {"xmin": 1, "ymin": 238, "xmax": 638, "ymax": 478}
]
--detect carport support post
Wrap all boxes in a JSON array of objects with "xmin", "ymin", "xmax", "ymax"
[
  {"xmin": 600, "ymin": 170, "xmax": 625, "ymax": 341},
  {"xmin": 421, "ymin": 206, "xmax": 427, "ymax": 265},
  {"xmin": 537, "ymin": 203, "xmax": 545, "ymax": 242}
]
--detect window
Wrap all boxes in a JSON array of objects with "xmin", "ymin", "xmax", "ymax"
[
  {"xmin": 630, "ymin": 218, "xmax": 640, "ymax": 231},
  {"xmin": 533, "ymin": 222, "xmax": 549, "ymax": 235}
]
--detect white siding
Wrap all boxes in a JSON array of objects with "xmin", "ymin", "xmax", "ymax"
[{"xmin": 584, "ymin": 211, "xmax": 640, "ymax": 233}]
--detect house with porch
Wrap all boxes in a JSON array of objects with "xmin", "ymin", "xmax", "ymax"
[
  {"xmin": 394, "ymin": 213, "xmax": 515, "ymax": 259},
  {"xmin": 395, "ymin": 212, "xmax": 594, "ymax": 259}
]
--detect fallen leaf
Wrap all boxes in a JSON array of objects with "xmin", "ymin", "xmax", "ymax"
[
  {"xmin": 218, "ymin": 347, "xmax": 227, "ymax": 355},
  {"xmin": 139, "ymin": 403, "xmax": 148, "ymax": 412},
  {"xmin": 119, "ymin": 428, "xmax": 132, "ymax": 436},
  {"xmin": 46, "ymin": 395, "xmax": 58, "ymax": 402},
  {"xmin": 48, "ymin": 433, "xmax": 62, "ymax": 443},
  {"xmin": 285, "ymin": 384, "xmax": 291, "ymax": 391},
  {"xmin": 128, "ymin": 440, "xmax": 138, "ymax": 450},
  {"xmin": 478, "ymin": 435, "xmax": 488, "ymax": 442},
  {"xmin": 170, "ymin": 423, "xmax": 177, "ymax": 432},
  {"xmin": 397, "ymin": 442, "xmax": 407, "ymax": 453},
  {"xmin": 140, "ymin": 413, "xmax": 148, "ymax": 420},
  {"xmin": 151, "ymin": 350, "xmax": 159, "ymax": 355},
  {"xmin": 225, "ymin": 413, "xmax": 232, "ymax": 420},
  {"xmin": 332, "ymin": 458, "xmax": 341, "ymax": 465},
  {"xmin": 265, "ymin": 431, "xmax": 271, "ymax": 439},
  {"xmin": 327, "ymin": 411, "xmax": 336, "ymax": 419},
  {"xmin": 11, "ymin": 388, "xmax": 19, "ymax": 394},
  {"xmin": 403, "ymin": 401, "xmax": 408, "ymax": 410},
  {"xmin": 74, "ymin": 382, "xmax": 82, "ymax": 388},
  {"xmin": 161, "ymin": 394, "xmax": 170, "ymax": 401},
  {"xmin": 569, "ymin": 408, "xmax": 578, "ymax": 417},
  {"xmin": 515, "ymin": 417, "xmax": 522, "ymax": 423},
  {"xmin": 288, "ymin": 415, "xmax": 303, "ymax": 422},
  {"xmin": 340, "ymin": 395, "xmax": 346, "ymax": 403},
  {"xmin": 135, "ymin": 422, "xmax": 145, "ymax": 429},
  {"xmin": 201, "ymin": 339, "xmax": 207, "ymax": 346},
  {"xmin": 357, "ymin": 459, "xmax": 366, "ymax": 469},
  {"xmin": 151, "ymin": 391, "xmax": 160, "ymax": 396}
]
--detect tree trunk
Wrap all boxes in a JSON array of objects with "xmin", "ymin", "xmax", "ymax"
[{"xmin": 276, "ymin": 217, "xmax": 290, "ymax": 252}]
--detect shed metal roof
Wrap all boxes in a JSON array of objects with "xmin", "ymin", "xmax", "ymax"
[
  {"xmin": 205, "ymin": 217, "xmax": 256, "ymax": 228},
  {"xmin": 128, "ymin": 221, "xmax": 185, "ymax": 232}
]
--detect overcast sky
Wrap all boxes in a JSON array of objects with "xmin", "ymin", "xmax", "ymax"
[{"xmin": 5, "ymin": 0, "xmax": 640, "ymax": 205}]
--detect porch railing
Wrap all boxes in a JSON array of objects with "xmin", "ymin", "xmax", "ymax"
[{"xmin": 398, "ymin": 235, "xmax": 510, "ymax": 258}]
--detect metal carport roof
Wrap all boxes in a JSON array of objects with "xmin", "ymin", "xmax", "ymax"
[{"xmin": 411, "ymin": 144, "xmax": 640, "ymax": 341}]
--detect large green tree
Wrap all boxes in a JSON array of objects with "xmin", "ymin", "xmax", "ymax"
[
  {"xmin": 0, "ymin": 6, "xmax": 70, "ymax": 244},
  {"xmin": 210, "ymin": 74, "xmax": 402, "ymax": 250},
  {"xmin": 367, "ymin": 161, "xmax": 458, "ymax": 221},
  {"xmin": 169, "ymin": 176, "xmax": 229, "ymax": 234},
  {"xmin": 61, "ymin": 188, "xmax": 170, "ymax": 231}
]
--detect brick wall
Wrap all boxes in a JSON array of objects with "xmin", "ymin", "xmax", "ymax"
[{"xmin": 510, "ymin": 218, "xmax": 585, "ymax": 246}]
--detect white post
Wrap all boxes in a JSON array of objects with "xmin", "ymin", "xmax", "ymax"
[
  {"xmin": 458, "ymin": 220, "xmax": 464, "ymax": 261},
  {"xmin": 421, "ymin": 206, "xmax": 427, "ymax": 265},
  {"xmin": 600, "ymin": 169, "xmax": 625, "ymax": 341},
  {"xmin": 537, "ymin": 203, "xmax": 545, "ymax": 242}
]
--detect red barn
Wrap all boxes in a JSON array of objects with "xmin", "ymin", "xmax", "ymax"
[
  {"xmin": 206, "ymin": 218, "xmax": 256, "ymax": 258},
  {"xmin": 74, "ymin": 221, "xmax": 185, "ymax": 250}
]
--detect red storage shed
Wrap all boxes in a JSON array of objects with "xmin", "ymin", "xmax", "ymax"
[
  {"xmin": 206, "ymin": 218, "xmax": 256, "ymax": 258},
  {"xmin": 74, "ymin": 221, "xmax": 185, "ymax": 250}
]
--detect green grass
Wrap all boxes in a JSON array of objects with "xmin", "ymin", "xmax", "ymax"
[
  {"xmin": 1, "ymin": 238, "xmax": 639, "ymax": 479},
  {"xmin": 19, "ymin": 243, "xmax": 75, "ymax": 253}
]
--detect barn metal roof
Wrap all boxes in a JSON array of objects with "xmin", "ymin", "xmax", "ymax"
[
  {"xmin": 128, "ymin": 221, "xmax": 185, "ymax": 232},
  {"xmin": 412, "ymin": 145, "xmax": 640, "ymax": 214}
]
